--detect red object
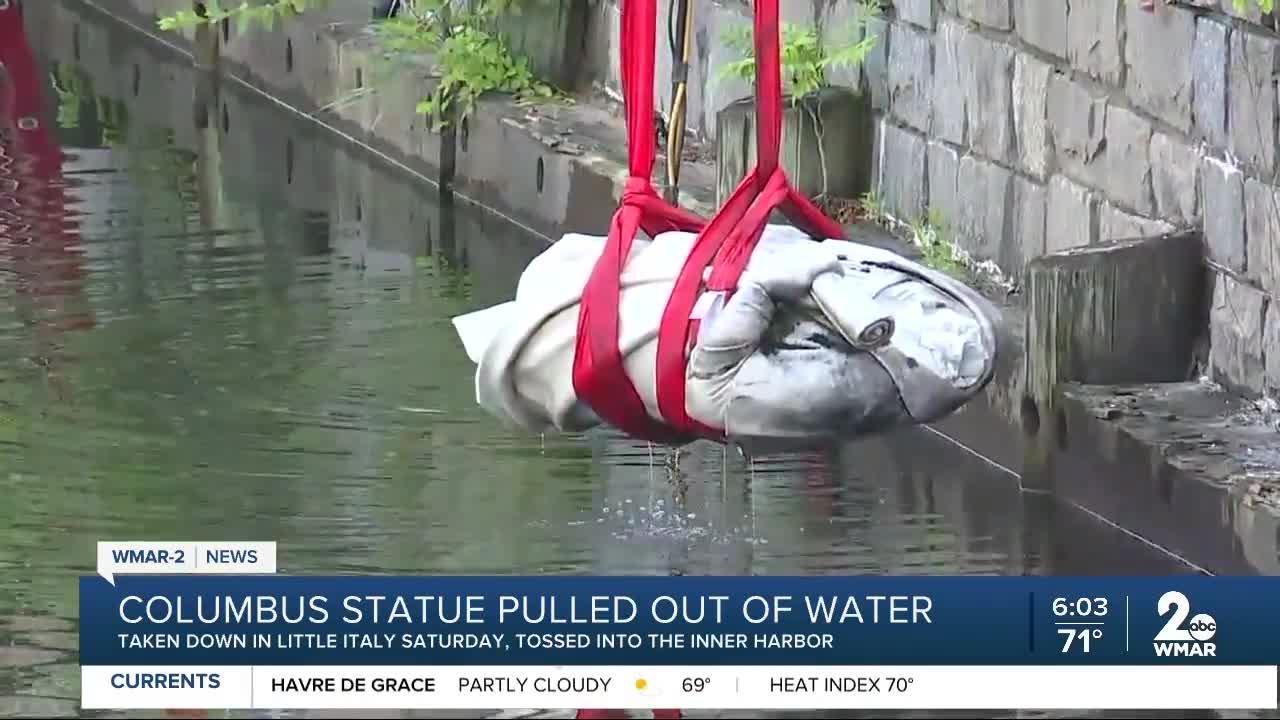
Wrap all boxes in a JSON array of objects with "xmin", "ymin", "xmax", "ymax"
[
  {"xmin": 571, "ymin": 0, "xmax": 843, "ymax": 444},
  {"xmin": 0, "ymin": 0, "xmax": 96, "ymax": 403},
  {"xmin": 571, "ymin": 0, "xmax": 706, "ymax": 446},
  {"xmin": 0, "ymin": 0, "xmax": 86, "ymax": 277},
  {"xmin": 653, "ymin": 0, "xmax": 844, "ymax": 437},
  {"xmin": 576, "ymin": 710, "xmax": 681, "ymax": 719},
  {"xmin": 0, "ymin": 0, "xmax": 75, "ymax": 260}
]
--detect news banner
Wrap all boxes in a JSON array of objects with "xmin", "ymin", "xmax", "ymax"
[{"xmin": 81, "ymin": 542, "xmax": 1279, "ymax": 711}]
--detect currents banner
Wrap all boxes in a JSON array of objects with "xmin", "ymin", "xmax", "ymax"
[{"xmin": 80, "ymin": 575, "xmax": 1280, "ymax": 666}]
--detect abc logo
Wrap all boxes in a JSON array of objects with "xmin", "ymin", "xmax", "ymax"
[
  {"xmin": 1187, "ymin": 613, "xmax": 1217, "ymax": 642},
  {"xmin": 1154, "ymin": 591, "xmax": 1219, "ymax": 648}
]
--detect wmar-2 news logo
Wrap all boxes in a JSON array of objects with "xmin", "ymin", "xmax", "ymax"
[{"xmin": 1153, "ymin": 591, "xmax": 1217, "ymax": 658}]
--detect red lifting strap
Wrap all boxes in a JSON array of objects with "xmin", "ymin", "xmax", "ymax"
[
  {"xmin": 653, "ymin": 0, "xmax": 845, "ymax": 437},
  {"xmin": 573, "ymin": 0, "xmax": 844, "ymax": 443},
  {"xmin": 572, "ymin": 0, "xmax": 706, "ymax": 444}
]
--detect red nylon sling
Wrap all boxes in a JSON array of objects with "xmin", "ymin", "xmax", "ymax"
[
  {"xmin": 653, "ymin": 0, "xmax": 845, "ymax": 437},
  {"xmin": 572, "ymin": 0, "xmax": 844, "ymax": 443},
  {"xmin": 571, "ymin": 0, "xmax": 707, "ymax": 444}
]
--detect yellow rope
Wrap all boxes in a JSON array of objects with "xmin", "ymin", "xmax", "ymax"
[{"xmin": 665, "ymin": 0, "xmax": 695, "ymax": 203}]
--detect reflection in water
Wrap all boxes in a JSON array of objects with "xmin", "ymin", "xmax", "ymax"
[{"xmin": 0, "ymin": 3, "xmax": 1234, "ymax": 719}]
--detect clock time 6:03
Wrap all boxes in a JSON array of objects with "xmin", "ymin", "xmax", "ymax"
[{"xmin": 1052, "ymin": 597, "xmax": 1109, "ymax": 617}]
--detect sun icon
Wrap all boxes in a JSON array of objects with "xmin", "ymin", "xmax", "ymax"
[{"xmin": 634, "ymin": 677, "xmax": 662, "ymax": 698}]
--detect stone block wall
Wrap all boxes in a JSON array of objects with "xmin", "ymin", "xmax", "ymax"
[
  {"xmin": 584, "ymin": 0, "xmax": 1279, "ymax": 399},
  {"xmin": 861, "ymin": 0, "xmax": 1278, "ymax": 398}
]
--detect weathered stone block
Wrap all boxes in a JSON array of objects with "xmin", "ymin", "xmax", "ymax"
[
  {"xmin": 962, "ymin": 32, "xmax": 1016, "ymax": 165},
  {"xmin": 1011, "ymin": 177, "xmax": 1048, "ymax": 273},
  {"xmin": 817, "ymin": 1, "xmax": 867, "ymax": 89},
  {"xmin": 1105, "ymin": 106, "xmax": 1154, "ymax": 216},
  {"xmin": 955, "ymin": 155, "xmax": 1015, "ymax": 263},
  {"xmin": 716, "ymin": 87, "xmax": 874, "ymax": 204},
  {"xmin": 877, "ymin": 122, "xmax": 928, "ymax": 221},
  {"xmin": 1210, "ymin": 273, "xmax": 1268, "ymax": 394},
  {"xmin": 1150, "ymin": 133, "xmax": 1200, "ymax": 226},
  {"xmin": 1013, "ymin": 54, "xmax": 1052, "ymax": 180},
  {"xmin": 888, "ymin": 22, "xmax": 933, "ymax": 133},
  {"xmin": 1099, "ymin": 202, "xmax": 1174, "ymax": 241},
  {"xmin": 1068, "ymin": 0, "xmax": 1124, "ymax": 85},
  {"xmin": 1047, "ymin": 73, "xmax": 1108, "ymax": 189},
  {"xmin": 956, "ymin": 0, "xmax": 1010, "ymax": 29},
  {"xmin": 1201, "ymin": 156, "xmax": 1247, "ymax": 272},
  {"xmin": 895, "ymin": 0, "xmax": 935, "ymax": 29},
  {"xmin": 931, "ymin": 19, "xmax": 967, "ymax": 145},
  {"xmin": 1192, "ymin": 18, "xmax": 1230, "ymax": 147},
  {"xmin": 1015, "ymin": 0, "xmax": 1067, "ymax": 59},
  {"xmin": 950, "ymin": 153, "xmax": 1046, "ymax": 277},
  {"xmin": 1229, "ymin": 31, "xmax": 1279, "ymax": 176},
  {"xmin": 863, "ymin": 15, "xmax": 891, "ymax": 111},
  {"xmin": 927, "ymin": 140, "xmax": 960, "ymax": 220},
  {"xmin": 1046, "ymin": 175, "xmax": 1099, "ymax": 253},
  {"xmin": 1244, "ymin": 178, "xmax": 1280, "ymax": 296},
  {"xmin": 1125, "ymin": 1, "xmax": 1195, "ymax": 133}
]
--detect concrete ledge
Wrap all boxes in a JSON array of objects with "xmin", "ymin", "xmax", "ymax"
[
  {"xmin": 1058, "ymin": 382, "xmax": 1280, "ymax": 576},
  {"xmin": 59, "ymin": 0, "xmax": 1280, "ymax": 575}
]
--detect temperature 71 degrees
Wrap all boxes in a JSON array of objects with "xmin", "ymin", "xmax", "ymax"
[{"xmin": 1059, "ymin": 628, "xmax": 1102, "ymax": 653}]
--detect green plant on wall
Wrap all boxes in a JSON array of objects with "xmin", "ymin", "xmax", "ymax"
[
  {"xmin": 371, "ymin": 2, "xmax": 555, "ymax": 131},
  {"xmin": 158, "ymin": 0, "xmax": 556, "ymax": 132},
  {"xmin": 1233, "ymin": 0, "xmax": 1275, "ymax": 12},
  {"xmin": 715, "ymin": 0, "xmax": 881, "ymax": 102},
  {"xmin": 158, "ymin": 0, "xmax": 329, "ymax": 33}
]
